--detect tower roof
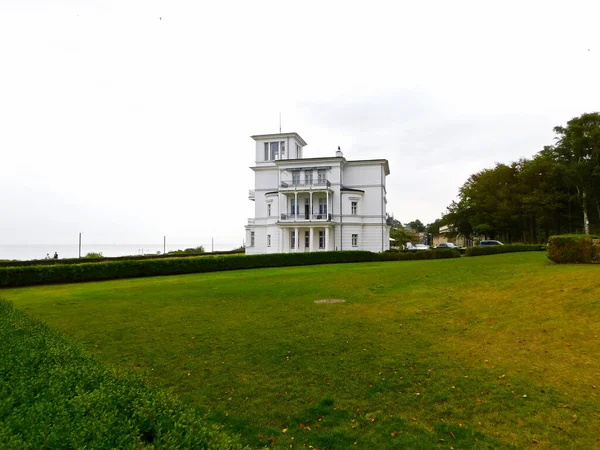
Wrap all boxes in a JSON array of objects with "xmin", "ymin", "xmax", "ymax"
[{"xmin": 250, "ymin": 132, "xmax": 307, "ymax": 146}]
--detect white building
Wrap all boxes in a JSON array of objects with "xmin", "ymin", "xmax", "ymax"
[{"xmin": 245, "ymin": 132, "xmax": 390, "ymax": 254}]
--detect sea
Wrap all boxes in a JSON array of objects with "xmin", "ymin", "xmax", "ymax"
[{"xmin": 0, "ymin": 244, "xmax": 237, "ymax": 261}]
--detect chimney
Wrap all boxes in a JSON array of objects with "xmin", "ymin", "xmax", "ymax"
[{"xmin": 336, "ymin": 145, "xmax": 343, "ymax": 157}]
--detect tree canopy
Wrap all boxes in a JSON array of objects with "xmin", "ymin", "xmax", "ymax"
[{"xmin": 440, "ymin": 113, "xmax": 600, "ymax": 242}]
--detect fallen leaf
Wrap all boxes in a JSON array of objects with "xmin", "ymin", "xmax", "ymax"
[{"xmin": 282, "ymin": 428, "xmax": 288, "ymax": 433}]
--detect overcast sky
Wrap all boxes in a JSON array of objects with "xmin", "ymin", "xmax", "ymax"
[{"xmin": 1, "ymin": 0, "xmax": 599, "ymax": 247}]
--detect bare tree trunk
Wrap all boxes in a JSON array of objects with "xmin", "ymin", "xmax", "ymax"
[{"xmin": 582, "ymin": 190, "xmax": 590, "ymax": 235}]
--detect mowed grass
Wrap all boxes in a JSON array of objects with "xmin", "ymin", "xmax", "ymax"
[{"xmin": 3, "ymin": 253, "xmax": 600, "ymax": 449}]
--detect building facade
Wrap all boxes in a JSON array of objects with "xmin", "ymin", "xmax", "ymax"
[{"xmin": 245, "ymin": 132, "xmax": 390, "ymax": 254}]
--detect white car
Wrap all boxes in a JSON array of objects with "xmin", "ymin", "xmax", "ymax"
[
  {"xmin": 435, "ymin": 243, "xmax": 460, "ymax": 249},
  {"xmin": 406, "ymin": 243, "xmax": 430, "ymax": 251}
]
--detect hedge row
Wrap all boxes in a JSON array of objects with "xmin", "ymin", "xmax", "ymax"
[
  {"xmin": 465, "ymin": 244, "xmax": 546, "ymax": 257},
  {"xmin": 0, "ymin": 299, "xmax": 245, "ymax": 449},
  {"xmin": 0, "ymin": 248, "xmax": 245, "ymax": 268},
  {"xmin": 547, "ymin": 234, "xmax": 600, "ymax": 264},
  {"xmin": 0, "ymin": 250, "xmax": 459, "ymax": 288}
]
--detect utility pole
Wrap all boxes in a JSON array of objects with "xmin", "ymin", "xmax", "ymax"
[
  {"xmin": 211, "ymin": 237, "xmax": 214, "ymax": 253},
  {"xmin": 163, "ymin": 236, "xmax": 166, "ymax": 255},
  {"xmin": 78, "ymin": 233, "xmax": 81, "ymax": 258}
]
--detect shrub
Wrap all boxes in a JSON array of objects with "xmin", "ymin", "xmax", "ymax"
[
  {"xmin": 547, "ymin": 234, "xmax": 600, "ymax": 264},
  {"xmin": 0, "ymin": 299, "xmax": 245, "ymax": 449},
  {"xmin": 0, "ymin": 248, "xmax": 245, "ymax": 268},
  {"xmin": 168, "ymin": 245, "xmax": 205, "ymax": 255},
  {"xmin": 85, "ymin": 252, "xmax": 103, "ymax": 258},
  {"xmin": 465, "ymin": 244, "xmax": 545, "ymax": 257},
  {"xmin": 0, "ymin": 250, "xmax": 459, "ymax": 288}
]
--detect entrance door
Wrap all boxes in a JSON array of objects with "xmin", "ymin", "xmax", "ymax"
[{"xmin": 304, "ymin": 199, "xmax": 310, "ymax": 220}]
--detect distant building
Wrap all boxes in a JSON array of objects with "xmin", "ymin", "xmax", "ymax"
[
  {"xmin": 245, "ymin": 132, "xmax": 391, "ymax": 254},
  {"xmin": 434, "ymin": 225, "xmax": 472, "ymax": 247}
]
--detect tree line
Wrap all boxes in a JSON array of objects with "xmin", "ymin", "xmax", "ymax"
[{"xmin": 437, "ymin": 112, "xmax": 600, "ymax": 243}]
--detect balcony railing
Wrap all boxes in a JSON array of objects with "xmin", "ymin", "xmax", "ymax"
[
  {"xmin": 280, "ymin": 212, "xmax": 332, "ymax": 222},
  {"xmin": 248, "ymin": 189, "xmax": 255, "ymax": 200},
  {"xmin": 280, "ymin": 179, "xmax": 331, "ymax": 189}
]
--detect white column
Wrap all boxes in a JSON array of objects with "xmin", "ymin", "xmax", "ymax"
[
  {"xmin": 326, "ymin": 191, "xmax": 329, "ymax": 218},
  {"xmin": 309, "ymin": 192, "xmax": 313, "ymax": 221},
  {"xmin": 294, "ymin": 192, "xmax": 298, "ymax": 221},
  {"xmin": 295, "ymin": 227, "xmax": 299, "ymax": 252},
  {"xmin": 309, "ymin": 227, "xmax": 314, "ymax": 252},
  {"xmin": 325, "ymin": 227, "xmax": 330, "ymax": 251}
]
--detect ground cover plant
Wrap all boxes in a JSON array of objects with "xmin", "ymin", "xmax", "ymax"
[
  {"xmin": 2, "ymin": 252, "xmax": 599, "ymax": 448},
  {"xmin": 0, "ymin": 299, "xmax": 244, "ymax": 449}
]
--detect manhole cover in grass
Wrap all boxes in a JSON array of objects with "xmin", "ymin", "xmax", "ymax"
[{"xmin": 314, "ymin": 299, "xmax": 346, "ymax": 304}]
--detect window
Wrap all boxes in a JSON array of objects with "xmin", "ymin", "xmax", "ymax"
[
  {"xmin": 264, "ymin": 143, "xmax": 269, "ymax": 161},
  {"xmin": 267, "ymin": 234, "xmax": 271, "ymax": 247},
  {"xmin": 317, "ymin": 169, "xmax": 326, "ymax": 183},
  {"xmin": 305, "ymin": 170, "xmax": 313, "ymax": 184},
  {"xmin": 292, "ymin": 171, "xmax": 300, "ymax": 185},
  {"xmin": 352, "ymin": 234, "xmax": 358, "ymax": 247},
  {"xmin": 319, "ymin": 197, "xmax": 327, "ymax": 214},
  {"xmin": 296, "ymin": 143, "xmax": 302, "ymax": 158},
  {"xmin": 290, "ymin": 198, "xmax": 297, "ymax": 215},
  {"xmin": 319, "ymin": 231, "xmax": 325, "ymax": 249},
  {"xmin": 291, "ymin": 230, "xmax": 296, "ymax": 249},
  {"xmin": 281, "ymin": 141, "xmax": 285, "ymax": 158},
  {"xmin": 270, "ymin": 142, "xmax": 279, "ymax": 160},
  {"xmin": 305, "ymin": 230, "xmax": 309, "ymax": 248},
  {"xmin": 250, "ymin": 231, "xmax": 255, "ymax": 247},
  {"xmin": 351, "ymin": 201, "xmax": 357, "ymax": 215},
  {"xmin": 267, "ymin": 204, "xmax": 271, "ymax": 216}
]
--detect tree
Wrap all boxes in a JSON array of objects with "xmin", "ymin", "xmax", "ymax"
[
  {"xmin": 426, "ymin": 218, "xmax": 445, "ymax": 235},
  {"xmin": 548, "ymin": 112, "xmax": 600, "ymax": 234},
  {"xmin": 407, "ymin": 219, "xmax": 426, "ymax": 233},
  {"xmin": 390, "ymin": 227, "xmax": 413, "ymax": 249}
]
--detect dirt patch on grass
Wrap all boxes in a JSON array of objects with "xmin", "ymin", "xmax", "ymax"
[{"xmin": 314, "ymin": 299, "xmax": 346, "ymax": 304}]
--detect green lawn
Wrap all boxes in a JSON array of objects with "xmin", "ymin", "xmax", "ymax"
[{"xmin": 2, "ymin": 253, "xmax": 599, "ymax": 449}]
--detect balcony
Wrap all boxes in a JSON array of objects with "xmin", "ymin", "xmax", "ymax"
[
  {"xmin": 279, "ymin": 212, "xmax": 332, "ymax": 222},
  {"xmin": 279, "ymin": 179, "xmax": 331, "ymax": 191},
  {"xmin": 248, "ymin": 189, "xmax": 255, "ymax": 201}
]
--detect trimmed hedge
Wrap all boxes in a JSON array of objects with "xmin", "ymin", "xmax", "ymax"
[
  {"xmin": 0, "ymin": 248, "xmax": 245, "ymax": 268},
  {"xmin": 0, "ymin": 250, "xmax": 459, "ymax": 288},
  {"xmin": 465, "ymin": 244, "xmax": 546, "ymax": 257},
  {"xmin": 547, "ymin": 234, "xmax": 600, "ymax": 264},
  {"xmin": 0, "ymin": 299, "xmax": 245, "ymax": 449}
]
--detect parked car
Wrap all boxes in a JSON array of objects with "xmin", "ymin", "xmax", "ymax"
[
  {"xmin": 406, "ymin": 243, "xmax": 430, "ymax": 251},
  {"xmin": 479, "ymin": 240, "xmax": 503, "ymax": 246},
  {"xmin": 435, "ymin": 243, "xmax": 460, "ymax": 249}
]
